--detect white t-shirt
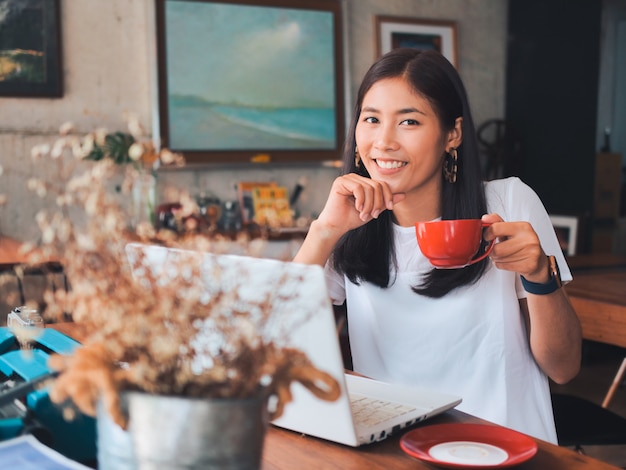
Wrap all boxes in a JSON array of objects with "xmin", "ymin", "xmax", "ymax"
[{"xmin": 325, "ymin": 177, "xmax": 572, "ymax": 443}]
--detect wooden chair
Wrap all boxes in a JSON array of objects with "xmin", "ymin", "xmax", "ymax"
[
  {"xmin": 551, "ymin": 341, "xmax": 626, "ymax": 454},
  {"xmin": 1, "ymin": 236, "xmax": 67, "ymax": 322},
  {"xmin": 551, "ymin": 393, "xmax": 626, "ymax": 452},
  {"xmin": 603, "ymin": 358, "xmax": 626, "ymax": 408},
  {"xmin": 1, "ymin": 262, "xmax": 67, "ymax": 324},
  {"xmin": 557, "ymin": 256, "xmax": 626, "ymax": 452}
]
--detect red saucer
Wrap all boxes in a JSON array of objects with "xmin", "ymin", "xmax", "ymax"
[{"xmin": 400, "ymin": 423, "xmax": 538, "ymax": 468}]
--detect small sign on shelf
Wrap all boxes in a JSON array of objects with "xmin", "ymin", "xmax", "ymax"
[{"xmin": 237, "ymin": 182, "xmax": 294, "ymax": 228}]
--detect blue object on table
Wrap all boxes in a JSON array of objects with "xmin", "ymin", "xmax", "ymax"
[{"xmin": 0, "ymin": 327, "xmax": 96, "ymax": 463}]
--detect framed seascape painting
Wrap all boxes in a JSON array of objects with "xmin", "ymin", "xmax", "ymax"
[
  {"xmin": 155, "ymin": 0, "xmax": 345, "ymax": 164},
  {"xmin": 0, "ymin": 0, "xmax": 63, "ymax": 97},
  {"xmin": 375, "ymin": 16, "xmax": 458, "ymax": 68}
]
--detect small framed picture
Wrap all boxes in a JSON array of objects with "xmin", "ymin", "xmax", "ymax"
[
  {"xmin": 549, "ymin": 215, "xmax": 579, "ymax": 256},
  {"xmin": 375, "ymin": 15, "xmax": 458, "ymax": 68},
  {"xmin": 0, "ymin": 0, "xmax": 63, "ymax": 98}
]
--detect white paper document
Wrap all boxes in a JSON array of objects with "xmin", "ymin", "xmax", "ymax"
[{"xmin": 0, "ymin": 435, "xmax": 91, "ymax": 469}]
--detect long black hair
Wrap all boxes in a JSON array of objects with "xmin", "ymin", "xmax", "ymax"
[{"xmin": 331, "ymin": 48, "xmax": 488, "ymax": 298}]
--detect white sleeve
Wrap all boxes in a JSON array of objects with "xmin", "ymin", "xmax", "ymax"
[
  {"xmin": 485, "ymin": 177, "xmax": 573, "ymax": 298},
  {"xmin": 324, "ymin": 262, "xmax": 346, "ymax": 305}
]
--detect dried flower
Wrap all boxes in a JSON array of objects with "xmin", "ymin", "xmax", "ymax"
[
  {"xmin": 6, "ymin": 118, "xmax": 339, "ymax": 429},
  {"xmin": 59, "ymin": 121, "xmax": 74, "ymax": 136},
  {"xmin": 127, "ymin": 142, "xmax": 145, "ymax": 161},
  {"xmin": 31, "ymin": 143, "xmax": 51, "ymax": 160}
]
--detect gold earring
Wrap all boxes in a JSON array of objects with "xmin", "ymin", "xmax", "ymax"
[
  {"xmin": 443, "ymin": 148, "xmax": 458, "ymax": 184},
  {"xmin": 355, "ymin": 147, "xmax": 361, "ymax": 168}
]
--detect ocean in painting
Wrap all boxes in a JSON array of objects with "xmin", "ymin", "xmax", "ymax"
[{"xmin": 168, "ymin": 96, "xmax": 336, "ymax": 150}]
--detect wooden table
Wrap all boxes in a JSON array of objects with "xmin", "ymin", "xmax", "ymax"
[
  {"xmin": 261, "ymin": 412, "xmax": 621, "ymax": 469},
  {"xmin": 49, "ymin": 324, "xmax": 619, "ymax": 469},
  {"xmin": 567, "ymin": 253, "xmax": 626, "ymax": 272},
  {"xmin": 565, "ymin": 271, "xmax": 626, "ymax": 349}
]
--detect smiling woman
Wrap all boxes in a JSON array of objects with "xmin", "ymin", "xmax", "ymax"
[
  {"xmin": 293, "ymin": 48, "xmax": 582, "ymax": 445},
  {"xmin": 155, "ymin": 0, "xmax": 345, "ymax": 164}
]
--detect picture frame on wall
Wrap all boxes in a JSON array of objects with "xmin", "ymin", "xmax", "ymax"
[
  {"xmin": 0, "ymin": 0, "xmax": 63, "ymax": 98},
  {"xmin": 375, "ymin": 15, "xmax": 458, "ymax": 68},
  {"xmin": 155, "ymin": 0, "xmax": 345, "ymax": 165}
]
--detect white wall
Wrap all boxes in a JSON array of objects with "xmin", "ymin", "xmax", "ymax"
[{"xmin": 0, "ymin": 0, "xmax": 508, "ymax": 241}]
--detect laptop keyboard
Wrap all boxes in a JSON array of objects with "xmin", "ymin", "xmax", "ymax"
[{"xmin": 349, "ymin": 393, "xmax": 417, "ymax": 427}]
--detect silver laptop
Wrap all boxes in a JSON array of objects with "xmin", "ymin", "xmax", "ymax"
[{"xmin": 126, "ymin": 243, "xmax": 461, "ymax": 447}]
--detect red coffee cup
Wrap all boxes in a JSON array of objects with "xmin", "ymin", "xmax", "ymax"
[{"xmin": 415, "ymin": 219, "xmax": 495, "ymax": 269}]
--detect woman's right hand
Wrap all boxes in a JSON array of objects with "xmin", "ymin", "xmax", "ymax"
[
  {"xmin": 294, "ymin": 174, "xmax": 404, "ymax": 266},
  {"xmin": 316, "ymin": 174, "xmax": 404, "ymax": 235}
]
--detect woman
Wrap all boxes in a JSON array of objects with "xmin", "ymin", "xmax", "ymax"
[{"xmin": 294, "ymin": 48, "xmax": 581, "ymax": 443}]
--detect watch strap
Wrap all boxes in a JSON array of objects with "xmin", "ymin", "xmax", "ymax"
[
  {"xmin": 520, "ymin": 255, "xmax": 562, "ymax": 295},
  {"xmin": 521, "ymin": 274, "xmax": 560, "ymax": 295}
]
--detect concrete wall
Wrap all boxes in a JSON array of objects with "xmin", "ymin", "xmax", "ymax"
[{"xmin": 0, "ymin": 0, "xmax": 508, "ymax": 241}]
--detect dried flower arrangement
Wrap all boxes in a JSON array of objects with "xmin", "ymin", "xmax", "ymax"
[{"xmin": 0, "ymin": 117, "xmax": 340, "ymax": 429}]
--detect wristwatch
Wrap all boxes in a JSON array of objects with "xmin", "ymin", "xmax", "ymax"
[{"xmin": 520, "ymin": 255, "xmax": 562, "ymax": 295}]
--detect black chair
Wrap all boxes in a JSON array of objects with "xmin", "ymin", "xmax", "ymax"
[
  {"xmin": 551, "ymin": 393, "xmax": 626, "ymax": 453},
  {"xmin": 477, "ymin": 118, "xmax": 523, "ymax": 180}
]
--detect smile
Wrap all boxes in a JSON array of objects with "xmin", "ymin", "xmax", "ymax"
[{"xmin": 375, "ymin": 159, "xmax": 407, "ymax": 169}]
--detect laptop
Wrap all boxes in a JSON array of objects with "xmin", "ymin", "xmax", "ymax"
[{"xmin": 125, "ymin": 243, "xmax": 461, "ymax": 447}]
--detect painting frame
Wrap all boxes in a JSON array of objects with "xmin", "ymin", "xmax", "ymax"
[
  {"xmin": 0, "ymin": 0, "xmax": 63, "ymax": 98},
  {"xmin": 374, "ymin": 15, "xmax": 458, "ymax": 68},
  {"xmin": 549, "ymin": 214, "xmax": 579, "ymax": 256},
  {"xmin": 154, "ymin": 0, "xmax": 345, "ymax": 165}
]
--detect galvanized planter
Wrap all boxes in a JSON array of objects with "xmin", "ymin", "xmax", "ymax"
[
  {"xmin": 97, "ymin": 390, "xmax": 270, "ymax": 470},
  {"xmin": 97, "ymin": 396, "xmax": 135, "ymax": 470}
]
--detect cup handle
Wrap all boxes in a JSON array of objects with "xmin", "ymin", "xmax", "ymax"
[{"xmin": 467, "ymin": 222, "xmax": 495, "ymax": 265}]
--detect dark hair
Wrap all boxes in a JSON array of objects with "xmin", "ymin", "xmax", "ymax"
[{"xmin": 331, "ymin": 48, "xmax": 488, "ymax": 298}]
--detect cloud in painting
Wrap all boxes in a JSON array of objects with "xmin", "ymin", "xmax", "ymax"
[{"xmin": 165, "ymin": 2, "xmax": 334, "ymax": 109}]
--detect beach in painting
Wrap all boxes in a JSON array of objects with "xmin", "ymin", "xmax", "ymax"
[{"xmin": 169, "ymin": 96, "xmax": 335, "ymax": 150}]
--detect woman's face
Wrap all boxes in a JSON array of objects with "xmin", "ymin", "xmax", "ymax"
[{"xmin": 355, "ymin": 77, "xmax": 459, "ymax": 202}]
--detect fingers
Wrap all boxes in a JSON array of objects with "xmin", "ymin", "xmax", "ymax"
[
  {"xmin": 334, "ymin": 174, "xmax": 402, "ymax": 222},
  {"xmin": 487, "ymin": 221, "xmax": 535, "ymax": 251},
  {"xmin": 481, "ymin": 213, "xmax": 503, "ymax": 224},
  {"xmin": 484, "ymin": 217, "xmax": 546, "ymax": 276},
  {"xmin": 329, "ymin": 173, "xmax": 404, "ymax": 225},
  {"xmin": 481, "ymin": 213, "xmax": 503, "ymax": 242}
]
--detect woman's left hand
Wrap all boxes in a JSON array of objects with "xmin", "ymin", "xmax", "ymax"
[
  {"xmin": 481, "ymin": 213, "xmax": 550, "ymax": 283},
  {"xmin": 482, "ymin": 213, "xmax": 582, "ymax": 384}
]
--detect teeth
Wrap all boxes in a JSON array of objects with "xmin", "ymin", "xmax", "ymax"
[{"xmin": 376, "ymin": 160, "xmax": 407, "ymax": 169}]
